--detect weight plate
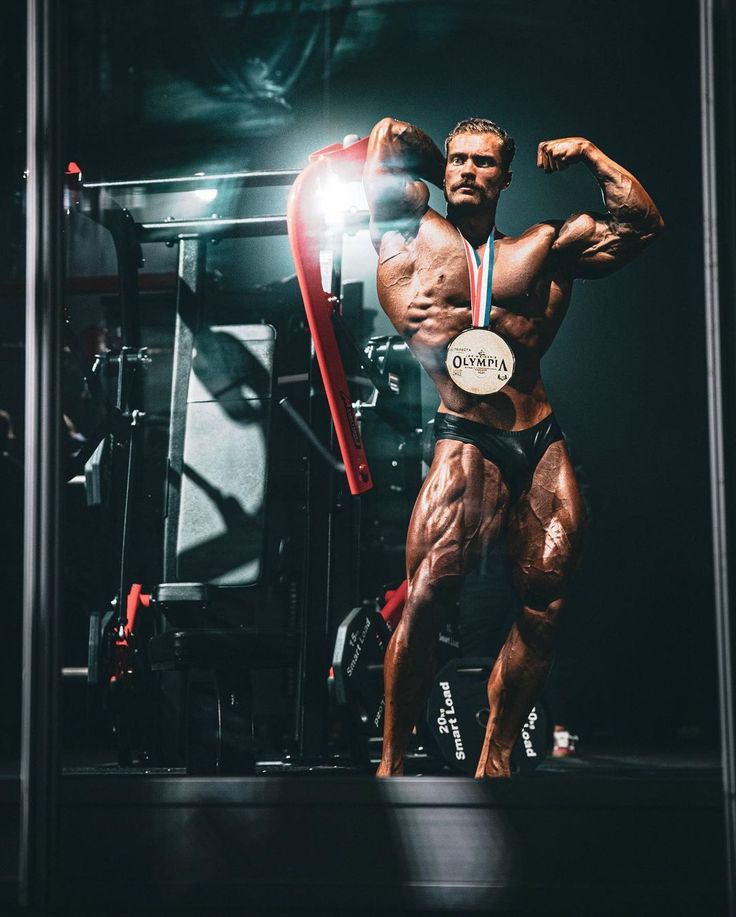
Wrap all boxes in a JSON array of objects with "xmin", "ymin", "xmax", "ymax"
[
  {"xmin": 332, "ymin": 606, "xmax": 391, "ymax": 736},
  {"xmin": 426, "ymin": 657, "xmax": 548, "ymax": 775}
]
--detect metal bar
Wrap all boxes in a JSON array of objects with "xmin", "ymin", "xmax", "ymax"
[
  {"xmin": 95, "ymin": 192, "xmax": 144, "ymax": 350},
  {"xmin": 329, "ymin": 228, "xmax": 342, "ymax": 302},
  {"xmin": 61, "ymin": 667, "xmax": 89, "ymax": 679},
  {"xmin": 278, "ymin": 397, "xmax": 345, "ymax": 473},
  {"xmin": 138, "ymin": 213, "xmax": 370, "ymax": 245},
  {"xmin": 700, "ymin": 0, "xmax": 736, "ymax": 912},
  {"xmin": 138, "ymin": 215, "xmax": 290, "ymax": 244},
  {"xmin": 296, "ymin": 220, "xmax": 358, "ymax": 763},
  {"xmin": 117, "ymin": 410, "xmax": 144, "ymax": 624},
  {"xmin": 20, "ymin": 0, "xmax": 62, "ymax": 909},
  {"xmin": 296, "ymin": 331, "xmax": 334, "ymax": 762},
  {"xmin": 164, "ymin": 238, "xmax": 207, "ymax": 580},
  {"xmin": 331, "ymin": 311, "xmax": 394, "ymax": 399},
  {"xmin": 82, "ymin": 169, "xmax": 300, "ymax": 193}
]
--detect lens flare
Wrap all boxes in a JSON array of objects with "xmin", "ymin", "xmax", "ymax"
[{"xmin": 317, "ymin": 174, "xmax": 367, "ymax": 230}]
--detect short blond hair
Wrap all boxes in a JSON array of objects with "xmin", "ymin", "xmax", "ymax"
[{"xmin": 445, "ymin": 118, "xmax": 516, "ymax": 170}]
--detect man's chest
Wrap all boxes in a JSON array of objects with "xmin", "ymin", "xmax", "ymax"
[{"xmin": 380, "ymin": 235, "xmax": 564, "ymax": 322}]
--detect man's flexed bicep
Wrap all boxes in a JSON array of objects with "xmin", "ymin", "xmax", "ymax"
[
  {"xmin": 539, "ymin": 137, "xmax": 665, "ymax": 279},
  {"xmin": 363, "ymin": 117, "xmax": 444, "ymax": 251}
]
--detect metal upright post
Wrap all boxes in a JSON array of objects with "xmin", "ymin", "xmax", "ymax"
[
  {"xmin": 20, "ymin": 0, "xmax": 63, "ymax": 909},
  {"xmin": 297, "ymin": 341, "xmax": 334, "ymax": 762},
  {"xmin": 297, "ymin": 229, "xmax": 347, "ymax": 763},
  {"xmin": 700, "ymin": 0, "xmax": 736, "ymax": 912},
  {"xmin": 164, "ymin": 236, "xmax": 207, "ymax": 579}
]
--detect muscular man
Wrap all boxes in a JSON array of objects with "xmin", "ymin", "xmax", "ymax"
[{"xmin": 363, "ymin": 117, "xmax": 663, "ymax": 778}]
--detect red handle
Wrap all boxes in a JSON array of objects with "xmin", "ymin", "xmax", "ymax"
[
  {"xmin": 380, "ymin": 579, "xmax": 408, "ymax": 631},
  {"xmin": 286, "ymin": 137, "xmax": 373, "ymax": 495}
]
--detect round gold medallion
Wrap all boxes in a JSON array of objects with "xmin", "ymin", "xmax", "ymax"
[{"xmin": 445, "ymin": 327, "xmax": 515, "ymax": 395}]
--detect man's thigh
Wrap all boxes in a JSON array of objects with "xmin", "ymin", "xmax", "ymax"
[
  {"xmin": 505, "ymin": 440, "xmax": 586, "ymax": 598},
  {"xmin": 406, "ymin": 439, "xmax": 510, "ymax": 584}
]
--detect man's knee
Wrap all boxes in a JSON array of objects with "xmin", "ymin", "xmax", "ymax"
[
  {"xmin": 512, "ymin": 538, "xmax": 578, "ymax": 608},
  {"xmin": 408, "ymin": 569, "xmax": 462, "ymax": 612},
  {"xmin": 517, "ymin": 597, "xmax": 565, "ymax": 654},
  {"xmin": 409, "ymin": 545, "xmax": 469, "ymax": 597},
  {"xmin": 401, "ymin": 561, "xmax": 464, "ymax": 635},
  {"xmin": 522, "ymin": 581, "xmax": 560, "ymax": 611},
  {"xmin": 516, "ymin": 566, "xmax": 566, "ymax": 652}
]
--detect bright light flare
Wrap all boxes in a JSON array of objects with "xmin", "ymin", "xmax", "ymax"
[
  {"xmin": 317, "ymin": 174, "xmax": 367, "ymax": 230},
  {"xmin": 192, "ymin": 172, "xmax": 218, "ymax": 204},
  {"xmin": 193, "ymin": 188, "xmax": 218, "ymax": 203}
]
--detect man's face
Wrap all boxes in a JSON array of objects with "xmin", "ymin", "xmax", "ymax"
[{"xmin": 444, "ymin": 133, "xmax": 511, "ymax": 210}]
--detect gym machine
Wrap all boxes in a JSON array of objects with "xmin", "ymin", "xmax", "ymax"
[{"xmin": 69, "ymin": 158, "xmax": 366, "ymax": 771}]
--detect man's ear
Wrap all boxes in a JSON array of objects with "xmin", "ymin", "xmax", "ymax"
[{"xmin": 503, "ymin": 171, "xmax": 513, "ymax": 189}]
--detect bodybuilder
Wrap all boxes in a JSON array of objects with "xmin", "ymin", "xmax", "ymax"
[{"xmin": 363, "ymin": 117, "xmax": 663, "ymax": 778}]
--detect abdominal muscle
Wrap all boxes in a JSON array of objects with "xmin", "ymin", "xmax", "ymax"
[
  {"xmin": 425, "ymin": 352, "xmax": 553, "ymax": 432},
  {"xmin": 379, "ymin": 277, "xmax": 555, "ymax": 432}
]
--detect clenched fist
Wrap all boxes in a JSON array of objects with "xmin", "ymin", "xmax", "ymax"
[{"xmin": 537, "ymin": 137, "xmax": 594, "ymax": 173}]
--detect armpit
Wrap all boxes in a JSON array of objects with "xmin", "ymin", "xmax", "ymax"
[{"xmin": 379, "ymin": 231, "xmax": 409, "ymax": 264}]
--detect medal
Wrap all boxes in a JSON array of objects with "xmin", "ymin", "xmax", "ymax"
[
  {"xmin": 446, "ymin": 327, "xmax": 515, "ymax": 395},
  {"xmin": 446, "ymin": 229, "xmax": 515, "ymax": 395}
]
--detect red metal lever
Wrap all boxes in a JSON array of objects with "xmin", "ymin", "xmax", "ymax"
[{"xmin": 286, "ymin": 137, "xmax": 373, "ymax": 495}]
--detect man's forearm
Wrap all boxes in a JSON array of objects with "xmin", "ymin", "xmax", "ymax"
[
  {"xmin": 583, "ymin": 141, "xmax": 664, "ymax": 235},
  {"xmin": 373, "ymin": 117, "xmax": 445, "ymax": 187}
]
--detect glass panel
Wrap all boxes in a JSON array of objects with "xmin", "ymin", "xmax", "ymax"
[
  {"xmin": 56, "ymin": 0, "xmax": 717, "ymax": 782},
  {"xmin": 0, "ymin": 1, "xmax": 26, "ymax": 779},
  {"xmin": 0, "ymin": 4, "xmax": 25, "ymax": 908}
]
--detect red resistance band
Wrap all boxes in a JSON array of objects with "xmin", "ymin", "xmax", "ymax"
[
  {"xmin": 111, "ymin": 583, "xmax": 152, "ymax": 684},
  {"xmin": 122, "ymin": 582, "xmax": 151, "ymax": 640},
  {"xmin": 286, "ymin": 137, "xmax": 373, "ymax": 495}
]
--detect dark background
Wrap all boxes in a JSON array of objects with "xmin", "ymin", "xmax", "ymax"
[{"xmin": 0, "ymin": 0, "xmax": 717, "ymax": 752}]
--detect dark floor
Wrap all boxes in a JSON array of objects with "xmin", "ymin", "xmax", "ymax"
[
  {"xmin": 1, "ymin": 736, "xmax": 722, "ymax": 779},
  {"xmin": 55, "ymin": 740, "xmax": 724, "ymax": 778},
  {"xmin": 0, "ymin": 741, "xmax": 729, "ymax": 917}
]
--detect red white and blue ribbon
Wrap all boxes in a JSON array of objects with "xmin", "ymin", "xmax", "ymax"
[{"xmin": 460, "ymin": 229, "xmax": 494, "ymax": 328}]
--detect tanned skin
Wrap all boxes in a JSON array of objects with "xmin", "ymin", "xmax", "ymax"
[{"xmin": 363, "ymin": 118, "xmax": 664, "ymax": 778}]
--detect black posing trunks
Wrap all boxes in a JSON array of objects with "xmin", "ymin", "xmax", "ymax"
[{"xmin": 433, "ymin": 411, "xmax": 564, "ymax": 502}]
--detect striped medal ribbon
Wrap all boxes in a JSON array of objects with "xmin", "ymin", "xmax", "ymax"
[{"xmin": 445, "ymin": 228, "xmax": 515, "ymax": 395}]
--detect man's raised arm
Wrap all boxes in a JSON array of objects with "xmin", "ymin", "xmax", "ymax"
[
  {"xmin": 363, "ymin": 117, "xmax": 445, "ymax": 250},
  {"xmin": 538, "ymin": 137, "xmax": 665, "ymax": 279}
]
